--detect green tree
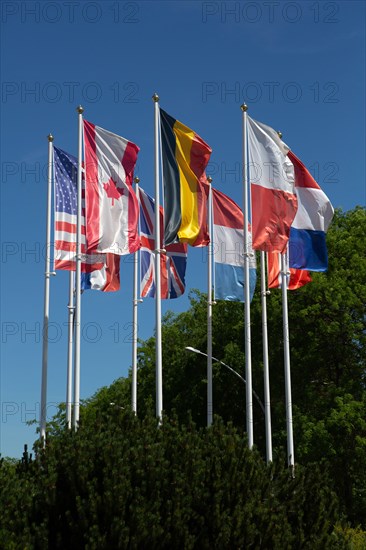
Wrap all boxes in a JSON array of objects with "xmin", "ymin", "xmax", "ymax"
[
  {"xmin": 0, "ymin": 413, "xmax": 343, "ymax": 548},
  {"xmin": 2, "ymin": 207, "xmax": 364, "ymax": 544},
  {"xmin": 112, "ymin": 206, "xmax": 366, "ymax": 526}
]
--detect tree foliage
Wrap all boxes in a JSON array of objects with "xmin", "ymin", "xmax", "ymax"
[
  {"xmin": 1, "ymin": 414, "xmax": 342, "ymax": 548},
  {"xmin": 1, "ymin": 207, "xmax": 365, "ymax": 546},
  {"xmin": 98, "ymin": 207, "xmax": 365, "ymax": 527}
]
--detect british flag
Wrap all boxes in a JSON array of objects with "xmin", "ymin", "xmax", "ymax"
[{"xmin": 139, "ymin": 188, "xmax": 187, "ymax": 299}]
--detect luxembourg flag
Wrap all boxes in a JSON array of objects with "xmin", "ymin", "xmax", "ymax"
[
  {"xmin": 248, "ymin": 116, "xmax": 297, "ymax": 253},
  {"xmin": 83, "ymin": 120, "xmax": 140, "ymax": 255},
  {"xmin": 212, "ymin": 189, "xmax": 256, "ymax": 302},
  {"xmin": 288, "ymin": 151, "xmax": 334, "ymax": 271}
]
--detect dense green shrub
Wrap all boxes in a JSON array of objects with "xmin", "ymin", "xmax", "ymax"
[{"xmin": 0, "ymin": 414, "xmax": 342, "ymax": 549}]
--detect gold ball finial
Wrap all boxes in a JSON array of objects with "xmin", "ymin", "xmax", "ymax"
[
  {"xmin": 47, "ymin": 134, "xmax": 54, "ymax": 142},
  {"xmin": 152, "ymin": 93, "xmax": 159, "ymax": 102},
  {"xmin": 76, "ymin": 105, "xmax": 84, "ymax": 114},
  {"xmin": 277, "ymin": 131, "xmax": 283, "ymax": 139},
  {"xmin": 134, "ymin": 176, "xmax": 140, "ymax": 184},
  {"xmin": 207, "ymin": 176, "xmax": 213, "ymax": 183},
  {"xmin": 240, "ymin": 103, "xmax": 248, "ymax": 112}
]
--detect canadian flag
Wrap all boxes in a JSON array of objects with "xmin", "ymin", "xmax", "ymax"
[{"xmin": 84, "ymin": 120, "xmax": 140, "ymax": 255}]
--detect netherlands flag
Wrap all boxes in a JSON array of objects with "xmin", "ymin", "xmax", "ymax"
[
  {"xmin": 288, "ymin": 151, "xmax": 334, "ymax": 272},
  {"xmin": 212, "ymin": 188, "xmax": 256, "ymax": 302},
  {"xmin": 139, "ymin": 188, "xmax": 187, "ymax": 299}
]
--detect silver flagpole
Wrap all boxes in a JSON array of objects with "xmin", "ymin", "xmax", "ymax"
[
  {"xmin": 131, "ymin": 176, "xmax": 140, "ymax": 414},
  {"xmin": 206, "ymin": 176, "xmax": 213, "ymax": 426},
  {"xmin": 261, "ymin": 252, "xmax": 272, "ymax": 462},
  {"xmin": 40, "ymin": 134, "xmax": 55, "ymax": 443},
  {"xmin": 281, "ymin": 252, "xmax": 295, "ymax": 474},
  {"xmin": 66, "ymin": 270, "xmax": 75, "ymax": 429},
  {"xmin": 153, "ymin": 93, "xmax": 163, "ymax": 421},
  {"xmin": 241, "ymin": 103, "xmax": 253, "ymax": 449},
  {"xmin": 73, "ymin": 105, "xmax": 84, "ymax": 430}
]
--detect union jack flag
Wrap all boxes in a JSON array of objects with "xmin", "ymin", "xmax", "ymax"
[{"xmin": 139, "ymin": 188, "xmax": 187, "ymax": 299}]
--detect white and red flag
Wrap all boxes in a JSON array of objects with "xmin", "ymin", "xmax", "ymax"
[
  {"xmin": 248, "ymin": 116, "xmax": 297, "ymax": 253},
  {"xmin": 83, "ymin": 120, "xmax": 140, "ymax": 255},
  {"xmin": 267, "ymin": 252, "xmax": 312, "ymax": 290}
]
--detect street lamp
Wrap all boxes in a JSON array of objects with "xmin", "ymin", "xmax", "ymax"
[{"xmin": 185, "ymin": 347, "xmax": 265, "ymax": 414}]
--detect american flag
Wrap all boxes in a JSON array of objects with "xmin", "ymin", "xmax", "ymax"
[
  {"xmin": 139, "ymin": 188, "xmax": 187, "ymax": 299},
  {"xmin": 54, "ymin": 146, "xmax": 103, "ymax": 270}
]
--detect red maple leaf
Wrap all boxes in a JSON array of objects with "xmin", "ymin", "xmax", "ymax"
[{"xmin": 103, "ymin": 177, "xmax": 124, "ymax": 206}]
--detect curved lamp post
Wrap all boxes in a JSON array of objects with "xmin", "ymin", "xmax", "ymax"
[{"xmin": 185, "ymin": 347, "xmax": 265, "ymax": 414}]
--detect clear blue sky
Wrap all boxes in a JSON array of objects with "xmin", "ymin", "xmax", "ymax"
[{"xmin": 1, "ymin": 1, "xmax": 365, "ymax": 458}]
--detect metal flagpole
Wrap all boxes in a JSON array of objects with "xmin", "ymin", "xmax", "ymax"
[
  {"xmin": 40, "ymin": 134, "xmax": 55, "ymax": 443},
  {"xmin": 281, "ymin": 252, "xmax": 295, "ymax": 474},
  {"xmin": 207, "ymin": 176, "xmax": 213, "ymax": 426},
  {"xmin": 261, "ymin": 252, "xmax": 273, "ymax": 463},
  {"xmin": 241, "ymin": 103, "xmax": 254, "ymax": 449},
  {"xmin": 153, "ymin": 93, "xmax": 163, "ymax": 421},
  {"xmin": 277, "ymin": 129, "xmax": 295, "ymax": 473},
  {"xmin": 131, "ymin": 176, "xmax": 141, "ymax": 414},
  {"xmin": 73, "ymin": 105, "xmax": 84, "ymax": 430},
  {"xmin": 66, "ymin": 270, "xmax": 75, "ymax": 429}
]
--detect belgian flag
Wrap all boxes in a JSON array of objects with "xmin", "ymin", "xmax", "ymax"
[{"xmin": 160, "ymin": 109, "xmax": 212, "ymax": 247}]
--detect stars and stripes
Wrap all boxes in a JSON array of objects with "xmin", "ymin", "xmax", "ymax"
[
  {"xmin": 53, "ymin": 146, "xmax": 120, "ymax": 291},
  {"xmin": 54, "ymin": 146, "xmax": 104, "ymax": 271}
]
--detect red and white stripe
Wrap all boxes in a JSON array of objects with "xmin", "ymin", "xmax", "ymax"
[{"xmin": 54, "ymin": 188, "xmax": 104, "ymax": 271}]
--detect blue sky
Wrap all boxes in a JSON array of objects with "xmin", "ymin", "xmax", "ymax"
[{"xmin": 1, "ymin": 0, "xmax": 365, "ymax": 458}]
